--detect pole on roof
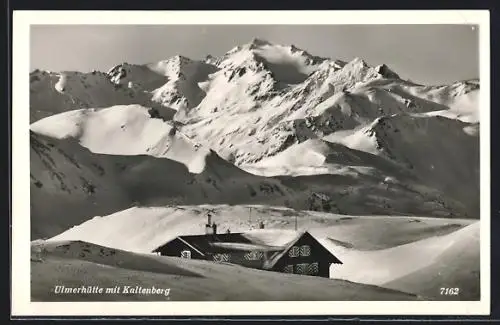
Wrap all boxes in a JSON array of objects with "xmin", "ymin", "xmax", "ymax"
[
  {"xmin": 295, "ymin": 214, "xmax": 297, "ymax": 231},
  {"xmin": 249, "ymin": 206, "xmax": 252, "ymax": 224}
]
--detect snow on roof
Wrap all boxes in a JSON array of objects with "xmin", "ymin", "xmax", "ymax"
[
  {"xmin": 209, "ymin": 242, "xmax": 283, "ymax": 252},
  {"xmin": 242, "ymin": 229, "xmax": 301, "ymax": 247},
  {"xmin": 154, "ymin": 230, "xmax": 304, "ymax": 255}
]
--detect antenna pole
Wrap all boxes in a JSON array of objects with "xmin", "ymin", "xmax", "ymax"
[{"xmin": 295, "ymin": 214, "xmax": 297, "ymax": 231}]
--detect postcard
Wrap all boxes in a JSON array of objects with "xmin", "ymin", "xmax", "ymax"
[{"xmin": 11, "ymin": 9, "xmax": 490, "ymax": 316}]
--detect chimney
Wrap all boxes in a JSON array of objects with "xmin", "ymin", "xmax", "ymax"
[
  {"xmin": 205, "ymin": 212, "xmax": 214, "ymax": 234},
  {"xmin": 212, "ymin": 223, "xmax": 218, "ymax": 235}
]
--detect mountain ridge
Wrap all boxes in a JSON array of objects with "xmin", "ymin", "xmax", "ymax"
[{"xmin": 30, "ymin": 38, "xmax": 480, "ymax": 239}]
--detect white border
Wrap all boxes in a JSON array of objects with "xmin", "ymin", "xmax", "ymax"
[{"xmin": 12, "ymin": 10, "xmax": 491, "ymax": 316}]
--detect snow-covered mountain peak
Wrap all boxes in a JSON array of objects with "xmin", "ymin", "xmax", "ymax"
[
  {"xmin": 107, "ymin": 63, "xmax": 141, "ymax": 83},
  {"xmin": 343, "ymin": 57, "xmax": 376, "ymax": 75},
  {"xmin": 146, "ymin": 56, "xmax": 219, "ymax": 112},
  {"xmin": 146, "ymin": 55, "xmax": 196, "ymax": 79},
  {"xmin": 247, "ymin": 37, "xmax": 274, "ymax": 48},
  {"xmin": 214, "ymin": 40, "xmax": 327, "ymax": 86},
  {"xmin": 106, "ymin": 62, "xmax": 127, "ymax": 76},
  {"xmin": 30, "ymin": 69, "xmax": 56, "ymax": 85},
  {"xmin": 241, "ymin": 38, "xmax": 324, "ymax": 61},
  {"xmin": 204, "ymin": 54, "xmax": 218, "ymax": 65},
  {"xmin": 105, "ymin": 62, "xmax": 171, "ymax": 92},
  {"xmin": 30, "ymin": 68, "xmax": 55, "ymax": 77},
  {"xmin": 300, "ymin": 57, "xmax": 402, "ymax": 96},
  {"xmin": 216, "ymin": 49, "xmax": 263, "ymax": 72},
  {"xmin": 374, "ymin": 64, "xmax": 400, "ymax": 79}
]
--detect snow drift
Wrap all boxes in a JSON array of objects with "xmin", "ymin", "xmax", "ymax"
[
  {"xmin": 30, "ymin": 104, "xmax": 212, "ymax": 173},
  {"xmin": 328, "ymin": 221, "xmax": 480, "ymax": 300}
]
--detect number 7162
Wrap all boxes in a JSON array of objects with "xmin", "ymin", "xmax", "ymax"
[{"xmin": 440, "ymin": 288, "xmax": 460, "ymax": 295}]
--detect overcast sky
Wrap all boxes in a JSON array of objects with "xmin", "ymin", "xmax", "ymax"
[{"xmin": 30, "ymin": 24, "xmax": 479, "ymax": 85}]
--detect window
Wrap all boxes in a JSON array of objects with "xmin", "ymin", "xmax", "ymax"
[
  {"xmin": 300, "ymin": 245, "xmax": 311, "ymax": 257},
  {"xmin": 289, "ymin": 245, "xmax": 311, "ymax": 257},
  {"xmin": 181, "ymin": 250, "xmax": 191, "ymax": 259},
  {"xmin": 244, "ymin": 251, "xmax": 263, "ymax": 261},
  {"xmin": 213, "ymin": 253, "xmax": 231, "ymax": 263},
  {"xmin": 295, "ymin": 263, "xmax": 309, "ymax": 274},
  {"xmin": 288, "ymin": 246, "xmax": 300, "ymax": 258},
  {"xmin": 294, "ymin": 263, "xmax": 319, "ymax": 275},
  {"xmin": 307, "ymin": 262, "xmax": 319, "ymax": 275},
  {"xmin": 283, "ymin": 265, "xmax": 293, "ymax": 273}
]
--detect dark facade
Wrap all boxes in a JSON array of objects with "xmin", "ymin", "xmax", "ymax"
[
  {"xmin": 153, "ymin": 237, "xmax": 207, "ymax": 260},
  {"xmin": 267, "ymin": 232, "xmax": 342, "ymax": 278},
  {"xmin": 152, "ymin": 231, "xmax": 342, "ymax": 278}
]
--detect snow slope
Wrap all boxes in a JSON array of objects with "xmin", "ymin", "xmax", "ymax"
[
  {"xmin": 31, "ymin": 124, "xmax": 468, "ymax": 240},
  {"xmin": 31, "ymin": 102, "xmax": 479, "ymax": 218},
  {"xmin": 368, "ymin": 114, "xmax": 480, "ymax": 216},
  {"xmin": 382, "ymin": 222, "xmax": 480, "ymax": 300},
  {"xmin": 30, "ymin": 131, "xmax": 132, "ymax": 239},
  {"xmin": 29, "ymin": 133, "xmax": 294, "ymax": 239},
  {"xmin": 48, "ymin": 205, "xmax": 314, "ymax": 253},
  {"xmin": 45, "ymin": 205, "xmax": 477, "ymax": 300},
  {"xmin": 402, "ymin": 80, "xmax": 480, "ymax": 123},
  {"xmin": 47, "ymin": 205, "xmax": 473, "ymax": 254},
  {"xmin": 30, "ymin": 104, "xmax": 211, "ymax": 173},
  {"xmin": 241, "ymin": 137, "xmax": 393, "ymax": 177},
  {"xmin": 31, "ymin": 240, "xmax": 420, "ymax": 301},
  {"xmin": 328, "ymin": 221, "xmax": 479, "ymax": 300}
]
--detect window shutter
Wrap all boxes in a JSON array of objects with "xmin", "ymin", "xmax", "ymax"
[
  {"xmin": 296, "ymin": 263, "xmax": 309, "ymax": 274},
  {"xmin": 244, "ymin": 251, "xmax": 264, "ymax": 260},
  {"xmin": 307, "ymin": 262, "xmax": 319, "ymax": 275},
  {"xmin": 213, "ymin": 253, "xmax": 231, "ymax": 263},
  {"xmin": 300, "ymin": 245, "xmax": 311, "ymax": 256},
  {"xmin": 288, "ymin": 246, "xmax": 300, "ymax": 258}
]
